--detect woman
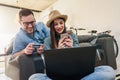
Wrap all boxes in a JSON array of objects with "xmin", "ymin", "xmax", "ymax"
[
  {"xmin": 29, "ymin": 10, "xmax": 115, "ymax": 80},
  {"xmin": 44, "ymin": 10, "xmax": 79, "ymax": 50}
]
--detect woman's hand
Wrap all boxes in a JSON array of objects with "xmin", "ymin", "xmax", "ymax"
[
  {"xmin": 58, "ymin": 35, "xmax": 73, "ymax": 48},
  {"xmin": 63, "ymin": 37, "xmax": 73, "ymax": 48}
]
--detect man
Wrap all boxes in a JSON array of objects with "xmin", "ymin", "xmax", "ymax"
[{"xmin": 12, "ymin": 9, "xmax": 50, "ymax": 58}]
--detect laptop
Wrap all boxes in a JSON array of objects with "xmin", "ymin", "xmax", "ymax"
[{"xmin": 43, "ymin": 46, "xmax": 96, "ymax": 80}]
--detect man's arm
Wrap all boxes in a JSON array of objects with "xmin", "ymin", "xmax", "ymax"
[
  {"xmin": 13, "ymin": 49, "xmax": 25, "ymax": 58},
  {"xmin": 13, "ymin": 43, "xmax": 34, "ymax": 58}
]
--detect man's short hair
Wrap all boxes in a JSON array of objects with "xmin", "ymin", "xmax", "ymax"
[{"xmin": 19, "ymin": 9, "xmax": 34, "ymax": 20}]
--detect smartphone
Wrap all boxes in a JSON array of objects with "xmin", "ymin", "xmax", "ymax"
[
  {"xmin": 33, "ymin": 45, "xmax": 40, "ymax": 52},
  {"xmin": 60, "ymin": 33, "xmax": 71, "ymax": 48},
  {"xmin": 60, "ymin": 33, "xmax": 71, "ymax": 39},
  {"xmin": 33, "ymin": 45, "xmax": 40, "ymax": 48}
]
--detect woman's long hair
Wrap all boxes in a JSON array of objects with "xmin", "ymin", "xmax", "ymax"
[{"xmin": 50, "ymin": 18, "xmax": 66, "ymax": 49}]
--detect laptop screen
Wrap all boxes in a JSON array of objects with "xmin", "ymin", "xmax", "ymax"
[{"xmin": 43, "ymin": 46, "xmax": 96, "ymax": 80}]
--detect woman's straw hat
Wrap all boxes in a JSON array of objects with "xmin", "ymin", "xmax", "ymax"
[{"xmin": 47, "ymin": 10, "xmax": 68, "ymax": 27}]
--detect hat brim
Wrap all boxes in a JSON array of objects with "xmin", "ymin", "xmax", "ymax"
[{"xmin": 47, "ymin": 15, "xmax": 67, "ymax": 27}]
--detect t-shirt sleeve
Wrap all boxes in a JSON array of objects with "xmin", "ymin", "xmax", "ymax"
[
  {"xmin": 72, "ymin": 33, "xmax": 80, "ymax": 47},
  {"xmin": 12, "ymin": 35, "xmax": 25, "ymax": 55}
]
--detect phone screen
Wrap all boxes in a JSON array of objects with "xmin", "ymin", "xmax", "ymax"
[{"xmin": 60, "ymin": 33, "xmax": 70, "ymax": 38}]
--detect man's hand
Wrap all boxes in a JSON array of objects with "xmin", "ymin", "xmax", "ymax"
[
  {"xmin": 37, "ymin": 44, "xmax": 44, "ymax": 54},
  {"xmin": 24, "ymin": 43, "xmax": 34, "ymax": 55}
]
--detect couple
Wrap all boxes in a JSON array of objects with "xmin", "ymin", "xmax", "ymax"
[{"xmin": 12, "ymin": 9, "xmax": 115, "ymax": 80}]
